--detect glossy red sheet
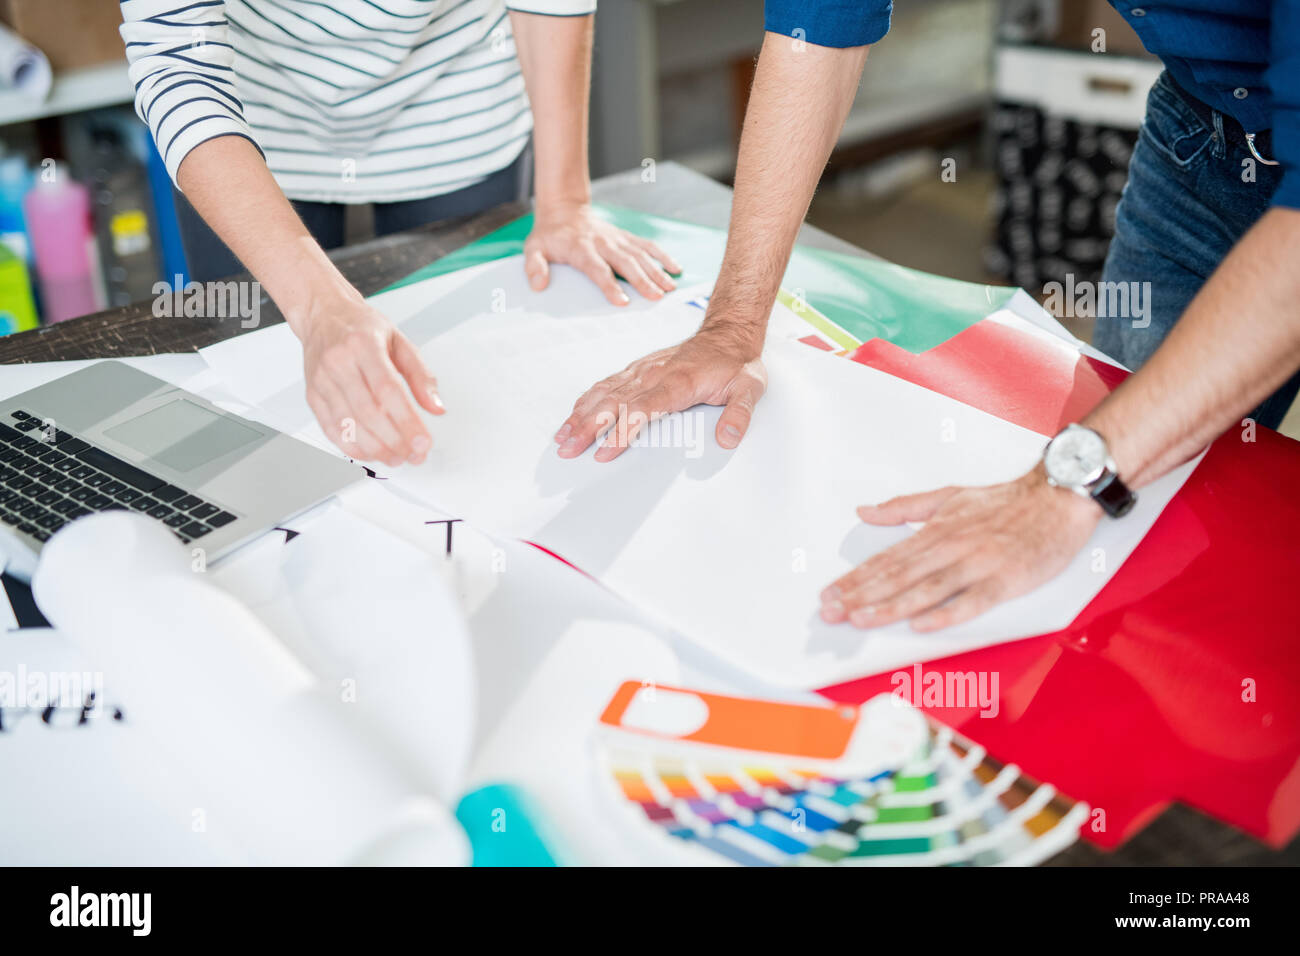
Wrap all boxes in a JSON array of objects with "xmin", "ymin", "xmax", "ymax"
[
  {"xmin": 820, "ymin": 325, "xmax": 1300, "ymax": 849},
  {"xmin": 852, "ymin": 318, "xmax": 1127, "ymax": 437}
]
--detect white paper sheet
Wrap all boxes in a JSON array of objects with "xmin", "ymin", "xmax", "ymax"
[
  {"xmin": 197, "ymin": 259, "xmax": 826, "ymax": 438},
  {"xmin": 0, "ymin": 626, "xmax": 234, "ymax": 865},
  {"xmin": 198, "ymin": 256, "xmax": 1197, "ymax": 688},
  {"xmin": 394, "ymin": 309, "xmax": 1195, "ymax": 686}
]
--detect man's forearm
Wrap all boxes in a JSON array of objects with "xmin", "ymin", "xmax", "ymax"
[
  {"xmin": 509, "ymin": 11, "xmax": 594, "ymax": 208},
  {"xmin": 1085, "ymin": 208, "xmax": 1300, "ymax": 486},
  {"xmin": 704, "ymin": 33, "xmax": 870, "ymax": 354},
  {"xmin": 176, "ymin": 136, "xmax": 361, "ymax": 334}
]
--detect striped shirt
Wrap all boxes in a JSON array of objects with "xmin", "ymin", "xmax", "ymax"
[{"xmin": 119, "ymin": 0, "xmax": 596, "ymax": 203}]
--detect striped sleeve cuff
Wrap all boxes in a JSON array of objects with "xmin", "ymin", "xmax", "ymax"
[
  {"xmin": 504, "ymin": 1, "xmax": 596, "ymax": 15},
  {"xmin": 157, "ymin": 111, "xmax": 264, "ymax": 187},
  {"xmin": 120, "ymin": 0, "xmax": 263, "ymax": 187}
]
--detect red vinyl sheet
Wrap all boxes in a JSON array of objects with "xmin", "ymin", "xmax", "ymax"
[
  {"xmin": 818, "ymin": 327, "xmax": 1300, "ymax": 849},
  {"xmin": 851, "ymin": 319, "xmax": 1119, "ymax": 436}
]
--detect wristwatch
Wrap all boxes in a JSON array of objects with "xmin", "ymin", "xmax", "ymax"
[{"xmin": 1042, "ymin": 424, "xmax": 1137, "ymax": 518}]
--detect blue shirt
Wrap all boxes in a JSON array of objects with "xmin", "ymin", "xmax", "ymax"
[{"xmin": 763, "ymin": 0, "xmax": 1300, "ymax": 209}]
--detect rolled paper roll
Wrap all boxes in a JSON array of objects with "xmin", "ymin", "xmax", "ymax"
[
  {"xmin": 265, "ymin": 505, "xmax": 477, "ymax": 806},
  {"xmin": 0, "ymin": 25, "xmax": 51, "ymax": 102},
  {"xmin": 32, "ymin": 512, "xmax": 468, "ymax": 865}
]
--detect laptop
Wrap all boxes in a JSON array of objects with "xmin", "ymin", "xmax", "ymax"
[{"xmin": 0, "ymin": 360, "xmax": 365, "ymax": 582}]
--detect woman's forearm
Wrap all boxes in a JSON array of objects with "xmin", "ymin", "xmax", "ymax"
[
  {"xmin": 175, "ymin": 136, "xmax": 361, "ymax": 334},
  {"xmin": 178, "ymin": 134, "xmax": 443, "ymax": 468},
  {"xmin": 509, "ymin": 11, "xmax": 593, "ymax": 209}
]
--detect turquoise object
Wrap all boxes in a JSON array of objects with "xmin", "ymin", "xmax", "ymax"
[{"xmin": 455, "ymin": 783, "xmax": 560, "ymax": 867}]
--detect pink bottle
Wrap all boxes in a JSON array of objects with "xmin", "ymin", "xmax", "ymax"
[{"xmin": 24, "ymin": 163, "xmax": 104, "ymax": 323}]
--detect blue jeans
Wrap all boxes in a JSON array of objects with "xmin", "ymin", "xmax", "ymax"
[{"xmin": 1096, "ymin": 71, "xmax": 1300, "ymax": 430}]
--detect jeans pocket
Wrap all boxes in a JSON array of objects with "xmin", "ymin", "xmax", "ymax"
[{"xmin": 1139, "ymin": 77, "xmax": 1215, "ymax": 171}]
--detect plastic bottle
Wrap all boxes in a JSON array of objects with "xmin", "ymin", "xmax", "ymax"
[
  {"xmin": 0, "ymin": 155, "xmax": 33, "ymax": 265},
  {"xmin": 23, "ymin": 162, "xmax": 104, "ymax": 322},
  {"xmin": 0, "ymin": 242, "xmax": 39, "ymax": 334}
]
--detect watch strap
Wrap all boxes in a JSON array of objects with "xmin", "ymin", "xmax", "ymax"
[{"xmin": 1090, "ymin": 471, "xmax": 1137, "ymax": 518}]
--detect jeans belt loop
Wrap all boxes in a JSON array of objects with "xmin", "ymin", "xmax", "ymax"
[{"xmin": 1211, "ymin": 111, "xmax": 1227, "ymax": 159}]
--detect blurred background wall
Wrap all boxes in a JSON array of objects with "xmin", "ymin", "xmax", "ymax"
[
  {"xmin": 0, "ymin": 1, "xmax": 1158, "ymax": 329},
  {"xmin": 592, "ymin": 0, "xmax": 1159, "ymax": 346},
  {"xmin": 0, "ymin": 1, "xmax": 1163, "ymax": 333}
]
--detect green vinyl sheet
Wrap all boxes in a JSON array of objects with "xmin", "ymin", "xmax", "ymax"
[{"xmin": 383, "ymin": 204, "xmax": 1017, "ymax": 355}]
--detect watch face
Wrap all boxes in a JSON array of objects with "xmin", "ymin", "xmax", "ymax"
[{"xmin": 1044, "ymin": 427, "xmax": 1107, "ymax": 488}]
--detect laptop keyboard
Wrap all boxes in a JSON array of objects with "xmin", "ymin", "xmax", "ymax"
[{"xmin": 0, "ymin": 409, "xmax": 237, "ymax": 546}]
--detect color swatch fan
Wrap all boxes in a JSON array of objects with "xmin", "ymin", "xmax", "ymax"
[{"xmin": 595, "ymin": 683, "xmax": 1088, "ymax": 866}]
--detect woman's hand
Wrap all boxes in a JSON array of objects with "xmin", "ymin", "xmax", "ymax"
[
  {"xmin": 298, "ymin": 296, "xmax": 444, "ymax": 468},
  {"xmin": 525, "ymin": 201, "xmax": 681, "ymax": 305}
]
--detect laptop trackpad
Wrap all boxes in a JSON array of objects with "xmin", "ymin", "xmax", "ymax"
[{"xmin": 105, "ymin": 398, "xmax": 262, "ymax": 472}]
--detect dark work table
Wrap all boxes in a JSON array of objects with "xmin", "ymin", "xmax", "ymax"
[
  {"xmin": 0, "ymin": 162, "xmax": 865, "ymax": 365},
  {"xmin": 0, "ymin": 202, "xmax": 524, "ymax": 364},
  {"xmin": 0, "ymin": 162, "xmax": 1294, "ymax": 868}
]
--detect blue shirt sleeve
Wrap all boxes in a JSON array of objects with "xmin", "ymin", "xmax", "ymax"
[
  {"xmin": 764, "ymin": 0, "xmax": 893, "ymax": 49},
  {"xmin": 1269, "ymin": 0, "xmax": 1300, "ymax": 209}
]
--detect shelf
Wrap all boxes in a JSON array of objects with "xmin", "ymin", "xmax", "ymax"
[
  {"xmin": 668, "ymin": 88, "xmax": 991, "ymax": 181},
  {"xmin": 0, "ymin": 60, "xmax": 134, "ymax": 127}
]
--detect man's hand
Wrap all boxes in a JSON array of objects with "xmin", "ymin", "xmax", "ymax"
[
  {"xmin": 525, "ymin": 202, "xmax": 681, "ymax": 306},
  {"xmin": 545, "ymin": 30, "xmax": 873, "ymax": 465},
  {"xmin": 300, "ymin": 298, "xmax": 444, "ymax": 468},
  {"xmin": 554, "ymin": 329, "xmax": 767, "ymax": 462},
  {"xmin": 819, "ymin": 466, "xmax": 1103, "ymax": 632}
]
